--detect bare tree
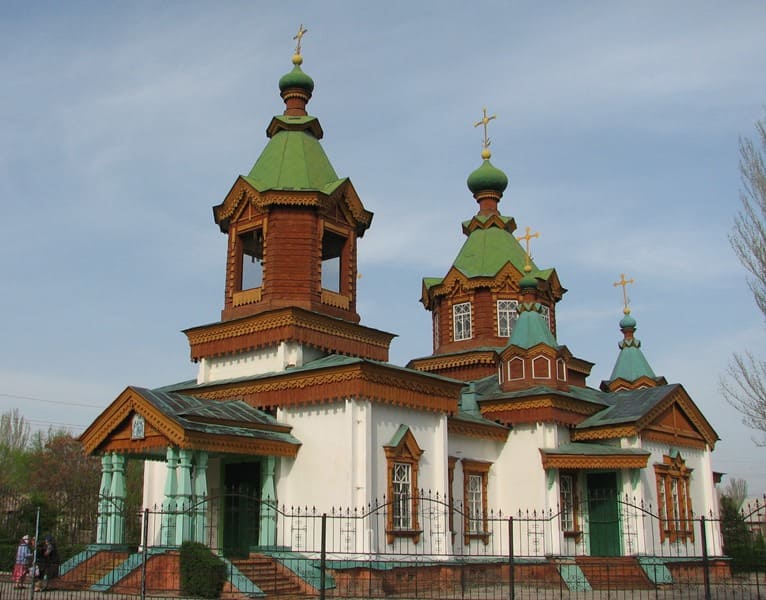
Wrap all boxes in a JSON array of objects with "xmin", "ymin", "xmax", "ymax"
[
  {"xmin": 0, "ymin": 408, "xmax": 30, "ymax": 451},
  {"xmin": 721, "ymin": 476, "xmax": 749, "ymax": 511},
  {"xmin": 722, "ymin": 113, "xmax": 766, "ymax": 443}
]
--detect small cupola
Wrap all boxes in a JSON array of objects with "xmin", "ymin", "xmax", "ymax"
[
  {"xmin": 466, "ymin": 108, "xmax": 509, "ymax": 216},
  {"xmin": 601, "ymin": 274, "xmax": 666, "ymax": 392}
]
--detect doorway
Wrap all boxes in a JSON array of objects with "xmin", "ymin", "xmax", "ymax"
[
  {"xmin": 586, "ymin": 471, "xmax": 620, "ymax": 556},
  {"xmin": 223, "ymin": 461, "xmax": 261, "ymax": 557}
]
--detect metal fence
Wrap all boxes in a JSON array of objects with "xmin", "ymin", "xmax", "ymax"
[{"xmin": 2, "ymin": 489, "xmax": 765, "ymax": 599}]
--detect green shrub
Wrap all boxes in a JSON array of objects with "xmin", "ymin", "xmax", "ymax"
[{"xmin": 180, "ymin": 541, "xmax": 227, "ymax": 598}]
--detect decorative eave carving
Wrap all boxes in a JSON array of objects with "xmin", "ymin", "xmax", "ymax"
[
  {"xmin": 479, "ymin": 394, "xmax": 603, "ymax": 427},
  {"xmin": 177, "ymin": 361, "xmax": 462, "ymax": 414},
  {"xmin": 213, "ymin": 178, "xmax": 372, "ymax": 235},
  {"xmin": 540, "ymin": 450, "xmax": 650, "ymax": 470},
  {"xmin": 447, "ymin": 417, "xmax": 509, "ymax": 442},
  {"xmin": 184, "ymin": 307, "xmax": 395, "ymax": 362},
  {"xmin": 408, "ymin": 350, "xmax": 499, "ymax": 372}
]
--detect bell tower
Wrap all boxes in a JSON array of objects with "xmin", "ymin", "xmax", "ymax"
[{"xmin": 185, "ymin": 28, "xmax": 394, "ymax": 381}]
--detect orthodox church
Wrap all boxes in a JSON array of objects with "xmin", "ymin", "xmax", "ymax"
[{"xmin": 80, "ymin": 33, "xmax": 721, "ymax": 563}]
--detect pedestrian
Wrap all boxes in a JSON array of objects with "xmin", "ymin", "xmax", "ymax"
[
  {"xmin": 12, "ymin": 534, "xmax": 33, "ymax": 589},
  {"xmin": 34, "ymin": 535, "xmax": 60, "ymax": 591}
]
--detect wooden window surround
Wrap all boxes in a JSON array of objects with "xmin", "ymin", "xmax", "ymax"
[
  {"xmin": 654, "ymin": 453, "xmax": 694, "ymax": 543},
  {"xmin": 462, "ymin": 459, "xmax": 491, "ymax": 544},
  {"xmin": 559, "ymin": 471, "xmax": 581, "ymax": 539},
  {"xmin": 453, "ymin": 301, "xmax": 472, "ymax": 341},
  {"xmin": 384, "ymin": 428, "xmax": 423, "ymax": 544},
  {"xmin": 497, "ymin": 299, "xmax": 519, "ymax": 337},
  {"xmin": 448, "ymin": 456, "xmax": 458, "ymax": 541}
]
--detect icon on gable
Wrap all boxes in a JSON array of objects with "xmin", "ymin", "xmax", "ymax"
[{"xmin": 131, "ymin": 414, "xmax": 145, "ymax": 440}]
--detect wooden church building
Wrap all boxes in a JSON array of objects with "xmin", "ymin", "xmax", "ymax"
[{"xmin": 80, "ymin": 33, "xmax": 722, "ymax": 565}]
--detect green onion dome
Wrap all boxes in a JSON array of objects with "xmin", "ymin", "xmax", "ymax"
[
  {"xmin": 279, "ymin": 60, "xmax": 315, "ymax": 94},
  {"xmin": 467, "ymin": 159, "xmax": 509, "ymax": 195},
  {"xmin": 619, "ymin": 313, "xmax": 637, "ymax": 329}
]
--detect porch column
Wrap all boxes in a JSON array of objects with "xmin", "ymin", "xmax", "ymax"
[
  {"xmin": 193, "ymin": 452, "xmax": 209, "ymax": 543},
  {"xmin": 161, "ymin": 447, "xmax": 179, "ymax": 546},
  {"xmin": 96, "ymin": 455, "xmax": 113, "ymax": 544},
  {"xmin": 175, "ymin": 449, "xmax": 194, "ymax": 545},
  {"xmin": 108, "ymin": 453, "xmax": 126, "ymax": 544},
  {"xmin": 259, "ymin": 456, "xmax": 277, "ymax": 547}
]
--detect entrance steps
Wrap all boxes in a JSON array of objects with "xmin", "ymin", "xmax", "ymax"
[
  {"xmin": 574, "ymin": 556, "xmax": 654, "ymax": 589},
  {"xmin": 232, "ymin": 554, "xmax": 313, "ymax": 598}
]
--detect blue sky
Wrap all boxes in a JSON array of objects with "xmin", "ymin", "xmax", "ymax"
[{"xmin": 1, "ymin": 2, "xmax": 765, "ymax": 494}]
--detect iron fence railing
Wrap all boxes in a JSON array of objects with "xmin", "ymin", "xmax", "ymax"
[{"xmin": 1, "ymin": 489, "xmax": 764, "ymax": 599}]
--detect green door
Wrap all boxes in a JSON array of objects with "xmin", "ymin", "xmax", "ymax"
[
  {"xmin": 587, "ymin": 472, "xmax": 620, "ymax": 556},
  {"xmin": 223, "ymin": 462, "xmax": 261, "ymax": 557}
]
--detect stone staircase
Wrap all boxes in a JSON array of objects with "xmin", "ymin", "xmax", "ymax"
[
  {"xmin": 575, "ymin": 556, "xmax": 654, "ymax": 590},
  {"xmin": 232, "ymin": 554, "xmax": 311, "ymax": 598},
  {"xmin": 60, "ymin": 550, "xmax": 131, "ymax": 589}
]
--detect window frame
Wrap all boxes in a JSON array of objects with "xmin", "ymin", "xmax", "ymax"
[
  {"xmin": 559, "ymin": 471, "xmax": 581, "ymax": 537},
  {"xmin": 462, "ymin": 459, "xmax": 491, "ymax": 544},
  {"xmin": 654, "ymin": 454, "xmax": 694, "ymax": 543},
  {"xmin": 453, "ymin": 301, "xmax": 473, "ymax": 341},
  {"xmin": 384, "ymin": 428, "xmax": 424, "ymax": 544},
  {"xmin": 496, "ymin": 299, "xmax": 519, "ymax": 337}
]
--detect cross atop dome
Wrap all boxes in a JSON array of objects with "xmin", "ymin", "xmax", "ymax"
[{"xmin": 474, "ymin": 107, "xmax": 496, "ymax": 160}]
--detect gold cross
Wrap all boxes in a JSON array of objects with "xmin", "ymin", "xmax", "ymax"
[
  {"xmin": 473, "ymin": 107, "xmax": 496, "ymax": 154},
  {"xmin": 293, "ymin": 24, "xmax": 308, "ymax": 56},
  {"xmin": 613, "ymin": 273, "xmax": 634, "ymax": 314},
  {"xmin": 516, "ymin": 226, "xmax": 539, "ymax": 273}
]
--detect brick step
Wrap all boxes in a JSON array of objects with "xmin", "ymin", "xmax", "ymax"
[
  {"xmin": 575, "ymin": 557, "xmax": 654, "ymax": 590},
  {"xmin": 232, "ymin": 555, "xmax": 309, "ymax": 597}
]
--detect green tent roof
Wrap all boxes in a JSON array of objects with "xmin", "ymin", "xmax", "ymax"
[
  {"xmin": 507, "ymin": 308, "xmax": 558, "ymax": 349},
  {"xmin": 452, "ymin": 226, "xmax": 532, "ymax": 278},
  {"xmin": 608, "ymin": 344, "xmax": 658, "ymax": 383},
  {"xmin": 244, "ymin": 128, "xmax": 345, "ymax": 194}
]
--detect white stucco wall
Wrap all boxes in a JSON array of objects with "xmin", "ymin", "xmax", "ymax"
[{"xmin": 197, "ymin": 341, "xmax": 324, "ymax": 383}]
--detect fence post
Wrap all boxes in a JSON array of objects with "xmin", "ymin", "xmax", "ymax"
[
  {"xmin": 320, "ymin": 513, "xmax": 327, "ymax": 600},
  {"xmin": 508, "ymin": 516, "xmax": 515, "ymax": 600},
  {"xmin": 700, "ymin": 515, "xmax": 711, "ymax": 600},
  {"xmin": 141, "ymin": 508, "xmax": 149, "ymax": 600},
  {"xmin": 28, "ymin": 506, "xmax": 40, "ymax": 600}
]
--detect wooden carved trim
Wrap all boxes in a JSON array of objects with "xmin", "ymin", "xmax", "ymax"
[
  {"xmin": 384, "ymin": 428, "xmax": 423, "ymax": 545},
  {"xmin": 540, "ymin": 451, "xmax": 649, "ymax": 470},
  {"xmin": 321, "ymin": 289, "xmax": 350, "ymax": 309},
  {"xmin": 233, "ymin": 287, "xmax": 262, "ymax": 307},
  {"xmin": 409, "ymin": 351, "xmax": 498, "ymax": 372},
  {"xmin": 447, "ymin": 418, "xmax": 509, "ymax": 442}
]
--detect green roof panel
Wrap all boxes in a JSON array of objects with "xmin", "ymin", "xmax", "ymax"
[{"xmin": 244, "ymin": 129, "xmax": 344, "ymax": 193}]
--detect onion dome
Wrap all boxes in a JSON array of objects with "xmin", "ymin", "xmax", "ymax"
[
  {"xmin": 467, "ymin": 158, "xmax": 509, "ymax": 195},
  {"xmin": 279, "ymin": 55, "xmax": 315, "ymax": 94},
  {"xmin": 619, "ymin": 313, "xmax": 637, "ymax": 330}
]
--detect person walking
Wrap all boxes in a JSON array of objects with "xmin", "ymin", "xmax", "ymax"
[{"xmin": 12, "ymin": 534, "xmax": 33, "ymax": 589}]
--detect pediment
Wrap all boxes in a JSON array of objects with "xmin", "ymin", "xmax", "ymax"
[
  {"xmin": 79, "ymin": 387, "xmax": 184, "ymax": 457},
  {"xmin": 640, "ymin": 392, "xmax": 716, "ymax": 449},
  {"xmin": 320, "ymin": 180, "xmax": 373, "ymax": 235}
]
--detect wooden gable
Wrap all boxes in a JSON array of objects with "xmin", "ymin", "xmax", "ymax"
[
  {"xmin": 80, "ymin": 387, "xmax": 183, "ymax": 457},
  {"xmin": 641, "ymin": 400, "xmax": 710, "ymax": 449}
]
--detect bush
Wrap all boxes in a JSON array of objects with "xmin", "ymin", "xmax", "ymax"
[{"xmin": 180, "ymin": 541, "xmax": 227, "ymax": 598}]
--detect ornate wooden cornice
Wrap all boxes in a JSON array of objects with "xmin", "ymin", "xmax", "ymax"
[
  {"xmin": 214, "ymin": 178, "xmax": 371, "ymax": 234},
  {"xmin": 184, "ymin": 307, "xmax": 395, "ymax": 362},
  {"xmin": 478, "ymin": 394, "xmax": 602, "ymax": 427},
  {"xmin": 447, "ymin": 417, "xmax": 509, "ymax": 442},
  {"xmin": 180, "ymin": 361, "xmax": 462, "ymax": 414},
  {"xmin": 409, "ymin": 350, "xmax": 498, "ymax": 372},
  {"xmin": 540, "ymin": 450, "xmax": 649, "ymax": 470}
]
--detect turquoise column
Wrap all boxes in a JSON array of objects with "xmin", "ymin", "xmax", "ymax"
[
  {"xmin": 161, "ymin": 447, "xmax": 178, "ymax": 546},
  {"xmin": 259, "ymin": 457, "xmax": 277, "ymax": 547},
  {"xmin": 108, "ymin": 453, "xmax": 126, "ymax": 544},
  {"xmin": 96, "ymin": 455, "xmax": 113, "ymax": 544},
  {"xmin": 175, "ymin": 449, "xmax": 194, "ymax": 545},
  {"xmin": 193, "ymin": 452, "xmax": 209, "ymax": 543}
]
